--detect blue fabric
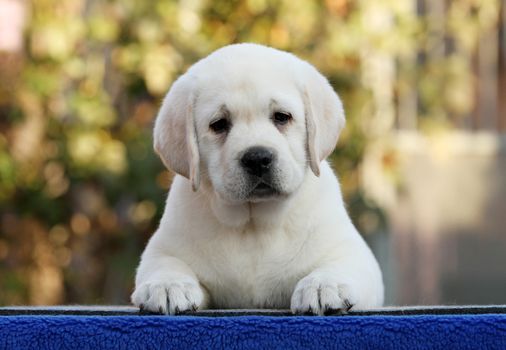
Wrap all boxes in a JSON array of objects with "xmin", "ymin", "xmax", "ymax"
[{"xmin": 1, "ymin": 314, "xmax": 505, "ymax": 350}]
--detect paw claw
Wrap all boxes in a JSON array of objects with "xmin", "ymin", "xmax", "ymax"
[
  {"xmin": 343, "ymin": 299, "xmax": 353, "ymax": 311},
  {"xmin": 131, "ymin": 279, "xmax": 204, "ymax": 315},
  {"xmin": 291, "ymin": 275, "xmax": 357, "ymax": 316}
]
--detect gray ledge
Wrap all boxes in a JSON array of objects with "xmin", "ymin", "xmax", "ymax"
[{"xmin": 1, "ymin": 305, "xmax": 506, "ymax": 316}]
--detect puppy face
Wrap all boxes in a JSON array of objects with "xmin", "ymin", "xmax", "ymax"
[
  {"xmin": 195, "ymin": 70, "xmax": 307, "ymax": 203},
  {"xmin": 154, "ymin": 44, "xmax": 345, "ymax": 204}
]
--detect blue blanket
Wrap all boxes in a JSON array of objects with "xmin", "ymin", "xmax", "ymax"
[{"xmin": 1, "ymin": 314, "xmax": 505, "ymax": 349}]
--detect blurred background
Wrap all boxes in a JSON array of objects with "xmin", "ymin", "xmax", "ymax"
[{"xmin": 0, "ymin": 0, "xmax": 505, "ymax": 307}]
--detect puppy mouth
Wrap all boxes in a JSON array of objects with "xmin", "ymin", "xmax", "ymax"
[{"xmin": 248, "ymin": 181, "xmax": 280, "ymax": 198}]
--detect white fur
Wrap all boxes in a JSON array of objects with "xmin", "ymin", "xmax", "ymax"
[{"xmin": 132, "ymin": 44, "xmax": 383, "ymax": 315}]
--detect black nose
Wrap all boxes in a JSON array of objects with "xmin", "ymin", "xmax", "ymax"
[{"xmin": 240, "ymin": 146, "xmax": 275, "ymax": 177}]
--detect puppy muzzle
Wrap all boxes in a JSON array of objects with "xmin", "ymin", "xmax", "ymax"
[{"xmin": 240, "ymin": 146, "xmax": 280, "ymax": 198}]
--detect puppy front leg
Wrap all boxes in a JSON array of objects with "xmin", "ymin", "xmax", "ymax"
[
  {"xmin": 131, "ymin": 251, "xmax": 209, "ymax": 315},
  {"xmin": 290, "ymin": 259, "xmax": 383, "ymax": 315}
]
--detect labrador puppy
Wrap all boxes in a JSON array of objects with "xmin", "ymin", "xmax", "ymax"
[{"xmin": 131, "ymin": 43, "xmax": 384, "ymax": 315}]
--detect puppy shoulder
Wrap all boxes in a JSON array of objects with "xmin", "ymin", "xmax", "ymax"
[
  {"xmin": 320, "ymin": 160, "xmax": 341, "ymax": 183},
  {"xmin": 158, "ymin": 175, "xmax": 211, "ymax": 235}
]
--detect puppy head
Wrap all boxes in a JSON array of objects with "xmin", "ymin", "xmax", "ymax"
[{"xmin": 154, "ymin": 43, "xmax": 345, "ymax": 203}]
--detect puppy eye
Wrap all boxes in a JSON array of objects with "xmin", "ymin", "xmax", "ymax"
[
  {"xmin": 209, "ymin": 118, "xmax": 231, "ymax": 134},
  {"xmin": 272, "ymin": 112, "xmax": 292, "ymax": 126}
]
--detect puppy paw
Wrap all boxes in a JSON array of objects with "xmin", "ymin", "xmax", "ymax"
[
  {"xmin": 131, "ymin": 278, "xmax": 204, "ymax": 315},
  {"xmin": 290, "ymin": 275, "xmax": 356, "ymax": 316}
]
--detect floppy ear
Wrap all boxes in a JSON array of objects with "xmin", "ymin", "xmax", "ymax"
[
  {"xmin": 301, "ymin": 65, "xmax": 346, "ymax": 176},
  {"xmin": 153, "ymin": 75, "xmax": 200, "ymax": 191}
]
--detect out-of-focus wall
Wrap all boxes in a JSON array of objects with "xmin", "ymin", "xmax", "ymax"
[
  {"xmin": 360, "ymin": 0, "xmax": 506, "ymax": 305},
  {"xmin": 364, "ymin": 133, "xmax": 506, "ymax": 305}
]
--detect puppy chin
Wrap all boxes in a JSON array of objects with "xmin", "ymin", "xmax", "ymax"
[
  {"xmin": 210, "ymin": 187, "xmax": 294, "ymax": 229},
  {"xmin": 206, "ymin": 169, "xmax": 304, "ymax": 227},
  {"xmin": 209, "ymin": 193, "xmax": 250, "ymax": 228},
  {"xmin": 208, "ymin": 183, "xmax": 287, "ymax": 228}
]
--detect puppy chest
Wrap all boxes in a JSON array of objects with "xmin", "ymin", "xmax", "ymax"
[
  {"xmin": 200, "ymin": 259, "xmax": 298, "ymax": 308},
  {"xmin": 189, "ymin": 237, "xmax": 311, "ymax": 308}
]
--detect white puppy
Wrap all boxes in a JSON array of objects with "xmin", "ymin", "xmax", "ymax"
[{"xmin": 131, "ymin": 43, "xmax": 383, "ymax": 315}]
